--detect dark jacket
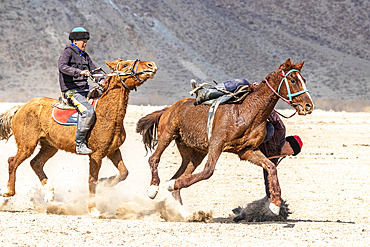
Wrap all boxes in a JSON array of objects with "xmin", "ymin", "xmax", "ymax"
[
  {"xmin": 259, "ymin": 111, "xmax": 286, "ymax": 165},
  {"xmin": 260, "ymin": 111, "xmax": 286, "ymax": 198},
  {"xmin": 58, "ymin": 44, "xmax": 98, "ymax": 92}
]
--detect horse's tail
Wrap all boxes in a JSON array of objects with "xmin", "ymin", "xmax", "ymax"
[
  {"xmin": 0, "ymin": 105, "xmax": 22, "ymax": 141},
  {"xmin": 136, "ymin": 108, "xmax": 168, "ymax": 152}
]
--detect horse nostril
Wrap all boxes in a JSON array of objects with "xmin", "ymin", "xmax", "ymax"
[
  {"xmin": 147, "ymin": 63, "xmax": 153, "ymax": 67},
  {"xmin": 305, "ymin": 104, "xmax": 311, "ymax": 111}
]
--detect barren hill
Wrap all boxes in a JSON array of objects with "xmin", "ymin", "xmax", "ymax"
[{"xmin": 0, "ymin": 0, "xmax": 369, "ymax": 110}]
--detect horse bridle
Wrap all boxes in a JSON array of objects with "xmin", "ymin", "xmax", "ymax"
[
  {"xmin": 264, "ymin": 69, "xmax": 308, "ymax": 104},
  {"xmin": 92, "ymin": 59, "xmax": 152, "ymax": 91},
  {"xmin": 115, "ymin": 59, "xmax": 147, "ymax": 91},
  {"xmin": 264, "ymin": 69, "xmax": 309, "ymax": 118}
]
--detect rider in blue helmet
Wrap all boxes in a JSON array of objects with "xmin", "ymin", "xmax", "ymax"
[{"xmin": 58, "ymin": 27, "xmax": 105, "ymax": 155}]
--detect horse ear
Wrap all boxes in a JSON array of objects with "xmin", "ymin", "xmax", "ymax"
[
  {"xmin": 105, "ymin": 58, "xmax": 123, "ymax": 70},
  {"xmin": 285, "ymin": 58, "xmax": 292, "ymax": 68},
  {"xmin": 105, "ymin": 60, "xmax": 116, "ymax": 70},
  {"xmin": 297, "ymin": 60, "xmax": 305, "ymax": 71},
  {"xmin": 279, "ymin": 58, "xmax": 292, "ymax": 69}
]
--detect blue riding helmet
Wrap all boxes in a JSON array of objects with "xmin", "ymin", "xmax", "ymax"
[{"xmin": 69, "ymin": 27, "xmax": 90, "ymax": 41}]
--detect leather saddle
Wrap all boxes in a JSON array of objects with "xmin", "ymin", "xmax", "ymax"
[{"xmin": 52, "ymin": 96, "xmax": 99, "ymax": 126}]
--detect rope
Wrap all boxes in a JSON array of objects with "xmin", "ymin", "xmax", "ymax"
[{"xmin": 273, "ymin": 109, "xmax": 297, "ymax": 119}]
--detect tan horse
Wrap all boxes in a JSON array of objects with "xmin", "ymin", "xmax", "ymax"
[
  {"xmin": 136, "ymin": 59, "xmax": 313, "ymax": 218},
  {"xmin": 0, "ymin": 59, "xmax": 157, "ymax": 216}
]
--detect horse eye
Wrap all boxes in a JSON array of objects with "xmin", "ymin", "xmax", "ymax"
[
  {"xmin": 291, "ymin": 79, "xmax": 296, "ymax": 83},
  {"xmin": 122, "ymin": 64, "xmax": 128, "ymax": 68}
]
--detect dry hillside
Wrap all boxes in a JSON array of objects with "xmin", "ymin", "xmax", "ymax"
[{"xmin": 0, "ymin": 0, "xmax": 369, "ymax": 110}]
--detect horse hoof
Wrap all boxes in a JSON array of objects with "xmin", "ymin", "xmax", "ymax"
[
  {"xmin": 89, "ymin": 207, "xmax": 101, "ymax": 218},
  {"xmin": 43, "ymin": 184, "xmax": 55, "ymax": 203},
  {"xmin": 177, "ymin": 202, "xmax": 192, "ymax": 220},
  {"xmin": 44, "ymin": 192, "xmax": 54, "ymax": 203},
  {"xmin": 167, "ymin": 180, "xmax": 176, "ymax": 192},
  {"xmin": 269, "ymin": 202, "xmax": 280, "ymax": 215},
  {"xmin": 1, "ymin": 189, "xmax": 14, "ymax": 197},
  {"xmin": 146, "ymin": 185, "xmax": 159, "ymax": 199}
]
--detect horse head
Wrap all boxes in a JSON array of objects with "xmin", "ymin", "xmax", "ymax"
[
  {"xmin": 267, "ymin": 58, "xmax": 314, "ymax": 115},
  {"xmin": 105, "ymin": 59, "xmax": 157, "ymax": 90}
]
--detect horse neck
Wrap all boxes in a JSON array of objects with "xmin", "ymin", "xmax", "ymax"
[
  {"xmin": 243, "ymin": 73, "xmax": 280, "ymax": 122},
  {"xmin": 98, "ymin": 81, "xmax": 130, "ymax": 124}
]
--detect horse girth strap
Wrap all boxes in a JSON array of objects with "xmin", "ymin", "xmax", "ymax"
[
  {"xmin": 198, "ymin": 85, "xmax": 252, "ymax": 141},
  {"xmin": 206, "ymin": 92, "xmax": 245, "ymax": 141},
  {"xmin": 205, "ymin": 90, "xmax": 250, "ymax": 140},
  {"xmin": 207, "ymin": 96, "xmax": 226, "ymax": 141}
]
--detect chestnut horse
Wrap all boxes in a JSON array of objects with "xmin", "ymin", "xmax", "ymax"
[
  {"xmin": 0, "ymin": 59, "xmax": 157, "ymax": 216},
  {"xmin": 136, "ymin": 59, "xmax": 313, "ymax": 217}
]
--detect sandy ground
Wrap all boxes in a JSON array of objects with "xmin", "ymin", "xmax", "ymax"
[{"xmin": 0, "ymin": 102, "xmax": 369, "ymax": 246}]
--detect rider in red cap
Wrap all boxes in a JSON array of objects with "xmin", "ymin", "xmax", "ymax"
[{"xmin": 259, "ymin": 110, "xmax": 303, "ymax": 199}]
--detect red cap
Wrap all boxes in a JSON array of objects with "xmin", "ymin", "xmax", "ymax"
[
  {"xmin": 286, "ymin": 135, "xmax": 303, "ymax": 156},
  {"xmin": 293, "ymin": 135, "xmax": 303, "ymax": 149}
]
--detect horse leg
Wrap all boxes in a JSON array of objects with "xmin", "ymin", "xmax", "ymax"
[
  {"xmin": 239, "ymin": 149, "xmax": 281, "ymax": 215},
  {"xmin": 170, "ymin": 141, "xmax": 206, "ymax": 180},
  {"xmin": 98, "ymin": 149, "xmax": 128, "ymax": 187},
  {"xmin": 30, "ymin": 142, "xmax": 58, "ymax": 202},
  {"xmin": 88, "ymin": 153, "xmax": 103, "ymax": 217},
  {"xmin": 169, "ymin": 140, "xmax": 206, "ymax": 218},
  {"xmin": 146, "ymin": 131, "xmax": 174, "ymax": 199},
  {"xmin": 167, "ymin": 142, "xmax": 223, "ymax": 192},
  {"xmin": 3, "ymin": 144, "xmax": 37, "ymax": 197}
]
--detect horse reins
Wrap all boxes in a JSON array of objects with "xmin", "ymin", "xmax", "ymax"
[
  {"xmin": 268, "ymin": 155, "xmax": 286, "ymax": 166},
  {"xmin": 92, "ymin": 59, "xmax": 151, "ymax": 91}
]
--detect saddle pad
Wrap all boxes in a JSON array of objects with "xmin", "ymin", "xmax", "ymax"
[
  {"xmin": 223, "ymin": 78, "xmax": 250, "ymax": 92},
  {"xmin": 52, "ymin": 98, "xmax": 98, "ymax": 125}
]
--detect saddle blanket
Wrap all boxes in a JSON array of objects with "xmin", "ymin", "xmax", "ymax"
[
  {"xmin": 191, "ymin": 78, "xmax": 251, "ymax": 140},
  {"xmin": 192, "ymin": 78, "xmax": 250, "ymax": 105},
  {"xmin": 52, "ymin": 98, "xmax": 98, "ymax": 125}
]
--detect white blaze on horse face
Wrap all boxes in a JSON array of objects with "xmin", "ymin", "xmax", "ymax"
[
  {"xmin": 296, "ymin": 73, "xmax": 306, "ymax": 90},
  {"xmin": 297, "ymin": 73, "xmax": 314, "ymax": 103}
]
